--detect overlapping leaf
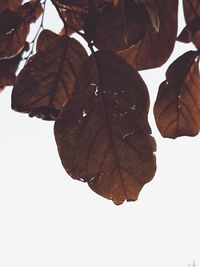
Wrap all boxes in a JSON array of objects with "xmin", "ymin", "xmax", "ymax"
[
  {"xmin": 118, "ymin": 0, "xmax": 178, "ymax": 70},
  {"xmin": 92, "ymin": 0, "xmax": 151, "ymax": 52},
  {"xmin": 183, "ymin": 0, "xmax": 200, "ymax": 24},
  {"xmin": 0, "ymin": 0, "xmax": 22, "ymax": 13},
  {"xmin": 0, "ymin": 1, "xmax": 42, "ymax": 59},
  {"xmin": 0, "ymin": 41, "xmax": 29, "ymax": 91},
  {"xmin": 54, "ymin": 52, "xmax": 156, "ymax": 205},
  {"xmin": 0, "ymin": 50, "xmax": 24, "ymax": 90},
  {"xmin": 177, "ymin": 0, "xmax": 200, "ymax": 48},
  {"xmin": 54, "ymin": 0, "xmax": 88, "ymax": 12},
  {"xmin": 59, "ymin": 8, "xmax": 86, "ymax": 36},
  {"xmin": 0, "ymin": 10, "xmax": 29, "ymax": 59},
  {"xmin": 36, "ymin": 29, "xmax": 59, "ymax": 51},
  {"xmin": 12, "ymin": 31, "xmax": 88, "ymax": 120},
  {"xmin": 154, "ymin": 50, "xmax": 200, "ymax": 139}
]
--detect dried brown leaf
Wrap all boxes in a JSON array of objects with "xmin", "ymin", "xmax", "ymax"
[
  {"xmin": 54, "ymin": 52, "xmax": 156, "ymax": 204},
  {"xmin": 154, "ymin": 50, "xmax": 200, "ymax": 139},
  {"xmin": 118, "ymin": 0, "xmax": 178, "ymax": 70},
  {"xmin": 12, "ymin": 34, "xmax": 88, "ymax": 120}
]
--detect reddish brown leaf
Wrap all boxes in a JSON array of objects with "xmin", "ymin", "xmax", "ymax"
[
  {"xmin": 177, "ymin": 23, "xmax": 200, "ymax": 49},
  {"xmin": 54, "ymin": 0, "xmax": 88, "ymax": 13},
  {"xmin": 16, "ymin": 1, "xmax": 43, "ymax": 23},
  {"xmin": 0, "ymin": 21, "xmax": 29, "ymax": 59},
  {"xmin": 154, "ymin": 50, "xmax": 200, "ymax": 139},
  {"xmin": 36, "ymin": 30, "xmax": 59, "ymax": 52},
  {"xmin": 0, "ymin": 0, "xmax": 22, "ymax": 12},
  {"xmin": 178, "ymin": 1, "xmax": 200, "ymax": 48},
  {"xmin": 183, "ymin": 0, "xmax": 200, "ymax": 25},
  {"xmin": 12, "ymin": 34, "xmax": 88, "ymax": 120},
  {"xmin": 118, "ymin": 0, "xmax": 178, "ymax": 70},
  {"xmin": 54, "ymin": 52, "xmax": 156, "ymax": 205},
  {"xmin": 0, "ymin": 51, "xmax": 23, "ymax": 90},
  {"xmin": 0, "ymin": 9, "xmax": 23, "ymax": 35},
  {"xmin": 93, "ymin": 0, "xmax": 151, "ymax": 52},
  {"xmin": 59, "ymin": 8, "xmax": 86, "ymax": 35},
  {"xmin": 0, "ymin": 2, "xmax": 42, "ymax": 60}
]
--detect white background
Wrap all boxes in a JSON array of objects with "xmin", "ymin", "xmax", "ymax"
[{"xmin": 0, "ymin": 1, "xmax": 199, "ymax": 266}]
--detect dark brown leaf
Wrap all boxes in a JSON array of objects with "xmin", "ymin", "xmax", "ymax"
[
  {"xmin": 12, "ymin": 34, "xmax": 88, "ymax": 120},
  {"xmin": 0, "ymin": 21, "xmax": 29, "ymax": 59},
  {"xmin": 0, "ymin": 2, "xmax": 42, "ymax": 59},
  {"xmin": 154, "ymin": 50, "xmax": 200, "ymax": 139},
  {"xmin": 59, "ymin": 8, "xmax": 86, "ymax": 35},
  {"xmin": 36, "ymin": 29, "xmax": 59, "ymax": 52},
  {"xmin": 16, "ymin": 0, "xmax": 43, "ymax": 23},
  {"xmin": 183, "ymin": 0, "xmax": 200, "ymax": 25},
  {"xmin": 118, "ymin": 0, "xmax": 178, "ymax": 70},
  {"xmin": 0, "ymin": 0, "xmax": 22, "ymax": 12},
  {"xmin": 54, "ymin": 52, "xmax": 156, "ymax": 205},
  {"xmin": 93, "ymin": 0, "xmax": 151, "ymax": 52},
  {"xmin": 0, "ymin": 51, "xmax": 23, "ymax": 90},
  {"xmin": 0, "ymin": 9, "xmax": 23, "ymax": 35},
  {"xmin": 54, "ymin": 0, "xmax": 88, "ymax": 13},
  {"xmin": 177, "ymin": 15, "xmax": 200, "ymax": 48}
]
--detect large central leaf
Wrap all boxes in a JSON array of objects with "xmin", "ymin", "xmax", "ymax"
[{"xmin": 54, "ymin": 52, "xmax": 156, "ymax": 204}]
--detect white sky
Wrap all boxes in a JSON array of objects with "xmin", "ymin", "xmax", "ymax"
[{"xmin": 0, "ymin": 1, "xmax": 200, "ymax": 267}]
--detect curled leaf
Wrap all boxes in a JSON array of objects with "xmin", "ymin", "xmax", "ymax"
[
  {"xmin": 154, "ymin": 50, "xmax": 200, "ymax": 139},
  {"xmin": 12, "ymin": 32, "xmax": 88, "ymax": 120},
  {"xmin": 54, "ymin": 52, "xmax": 156, "ymax": 205}
]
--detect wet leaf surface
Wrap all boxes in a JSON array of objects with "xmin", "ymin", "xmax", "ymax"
[{"xmin": 55, "ymin": 52, "xmax": 156, "ymax": 204}]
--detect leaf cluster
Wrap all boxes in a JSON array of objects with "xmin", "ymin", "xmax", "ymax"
[{"xmin": 0, "ymin": 0, "xmax": 199, "ymax": 204}]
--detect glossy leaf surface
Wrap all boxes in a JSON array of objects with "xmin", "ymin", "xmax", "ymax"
[
  {"xmin": 118, "ymin": 0, "xmax": 178, "ymax": 70},
  {"xmin": 55, "ymin": 52, "xmax": 156, "ymax": 204},
  {"xmin": 154, "ymin": 51, "xmax": 200, "ymax": 138},
  {"xmin": 12, "ymin": 33, "xmax": 88, "ymax": 120}
]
